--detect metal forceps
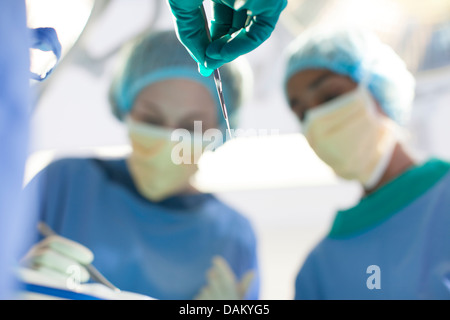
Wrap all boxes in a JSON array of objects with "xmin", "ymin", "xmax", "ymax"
[{"xmin": 201, "ymin": 4, "xmax": 233, "ymax": 140}]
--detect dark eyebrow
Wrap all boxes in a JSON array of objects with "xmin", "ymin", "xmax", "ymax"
[
  {"xmin": 309, "ymin": 71, "xmax": 333, "ymax": 90},
  {"xmin": 180, "ymin": 111, "xmax": 205, "ymax": 122}
]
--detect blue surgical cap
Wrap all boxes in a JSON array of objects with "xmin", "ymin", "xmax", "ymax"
[
  {"xmin": 109, "ymin": 29, "xmax": 252, "ymax": 132},
  {"xmin": 284, "ymin": 27, "xmax": 415, "ymax": 124}
]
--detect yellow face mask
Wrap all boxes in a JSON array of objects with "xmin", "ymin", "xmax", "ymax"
[
  {"xmin": 126, "ymin": 118, "xmax": 203, "ymax": 202},
  {"xmin": 302, "ymin": 86, "xmax": 397, "ymax": 189}
]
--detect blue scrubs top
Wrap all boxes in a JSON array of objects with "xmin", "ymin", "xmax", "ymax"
[
  {"xmin": 295, "ymin": 158, "xmax": 450, "ymax": 300},
  {"xmin": 28, "ymin": 157, "xmax": 259, "ymax": 300}
]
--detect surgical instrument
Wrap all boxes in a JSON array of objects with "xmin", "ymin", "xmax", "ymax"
[
  {"xmin": 200, "ymin": 4, "xmax": 233, "ymax": 140},
  {"xmin": 37, "ymin": 222, "xmax": 120, "ymax": 292}
]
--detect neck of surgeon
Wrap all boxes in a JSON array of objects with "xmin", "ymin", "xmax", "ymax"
[{"xmin": 364, "ymin": 143, "xmax": 415, "ymax": 196}]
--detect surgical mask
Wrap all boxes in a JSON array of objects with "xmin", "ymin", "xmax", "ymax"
[
  {"xmin": 126, "ymin": 117, "xmax": 204, "ymax": 202},
  {"xmin": 301, "ymin": 86, "xmax": 397, "ymax": 189}
]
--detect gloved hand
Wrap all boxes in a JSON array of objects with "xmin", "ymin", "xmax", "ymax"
[
  {"xmin": 21, "ymin": 235, "xmax": 94, "ymax": 286},
  {"xmin": 195, "ymin": 256, "xmax": 255, "ymax": 300},
  {"xmin": 167, "ymin": 0, "xmax": 287, "ymax": 76}
]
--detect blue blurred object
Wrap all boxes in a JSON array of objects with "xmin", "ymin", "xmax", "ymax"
[
  {"xmin": 26, "ymin": 158, "xmax": 260, "ymax": 300},
  {"xmin": 418, "ymin": 21, "xmax": 450, "ymax": 72},
  {"xmin": 295, "ymin": 159, "xmax": 450, "ymax": 300},
  {"xmin": 284, "ymin": 27, "xmax": 416, "ymax": 124},
  {"xmin": 29, "ymin": 27, "xmax": 62, "ymax": 81},
  {"xmin": 0, "ymin": 0, "xmax": 35, "ymax": 299}
]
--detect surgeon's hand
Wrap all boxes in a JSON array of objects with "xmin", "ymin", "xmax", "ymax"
[
  {"xmin": 21, "ymin": 235, "xmax": 94, "ymax": 285},
  {"xmin": 167, "ymin": 0, "xmax": 287, "ymax": 76},
  {"xmin": 195, "ymin": 256, "xmax": 255, "ymax": 300}
]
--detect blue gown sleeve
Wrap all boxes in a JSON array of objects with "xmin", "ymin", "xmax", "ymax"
[{"xmin": 0, "ymin": 0, "xmax": 34, "ymax": 299}]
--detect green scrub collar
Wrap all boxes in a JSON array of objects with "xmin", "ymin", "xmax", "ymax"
[{"xmin": 329, "ymin": 158, "xmax": 450, "ymax": 239}]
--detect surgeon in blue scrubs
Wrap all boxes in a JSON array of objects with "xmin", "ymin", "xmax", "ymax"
[
  {"xmin": 284, "ymin": 27, "xmax": 450, "ymax": 299},
  {"xmin": 23, "ymin": 30, "xmax": 259, "ymax": 300}
]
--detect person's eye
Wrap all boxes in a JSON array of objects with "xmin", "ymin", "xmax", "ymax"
[
  {"xmin": 179, "ymin": 121, "xmax": 196, "ymax": 132},
  {"xmin": 317, "ymin": 79, "xmax": 351, "ymax": 105},
  {"xmin": 322, "ymin": 93, "xmax": 340, "ymax": 104},
  {"xmin": 143, "ymin": 116, "xmax": 164, "ymax": 126},
  {"xmin": 130, "ymin": 107, "xmax": 164, "ymax": 126}
]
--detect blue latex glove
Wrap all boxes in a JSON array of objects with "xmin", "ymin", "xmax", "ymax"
[
  {"xmin": 167, "ymin": 0, "xmax": 287, "ymax": 76},
  {"xmin": 29, "ymin": 27, "xmax": 62, "ymax": 81}
]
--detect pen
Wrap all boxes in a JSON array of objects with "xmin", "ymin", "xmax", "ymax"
[{"xmin": 37, "ymin": 222, "xmax": 120, "ymax": 292}]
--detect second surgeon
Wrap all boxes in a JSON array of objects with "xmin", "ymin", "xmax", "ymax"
[
  {"xmin": 284, "ymin": 27, "xmax": 450, "ymax": 300},
  {"xmin": 23, "ymin": 30, "xmax": 259, "ymax": 300}
]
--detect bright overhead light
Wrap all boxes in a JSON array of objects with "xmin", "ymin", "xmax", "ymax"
[{"xmin": 192, "ymin": 133, "xmax": 338, "ymax": 192}]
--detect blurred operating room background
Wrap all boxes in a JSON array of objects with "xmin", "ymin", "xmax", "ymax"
[{"xmin": 25, "ymin": 0, "xmax": 450, "ymax": 299}]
